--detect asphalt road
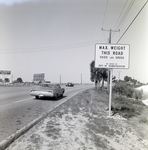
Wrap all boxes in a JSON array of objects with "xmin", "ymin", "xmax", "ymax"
[{"xmin": 0, "ymin": 84, "xmax": 93, "ymax": 142}]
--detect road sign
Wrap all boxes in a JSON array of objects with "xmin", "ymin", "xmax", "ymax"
[
  {"xmin": 0, "ymin": 70, "xmax": 11, "ymax": 75},
  {"xmin": 95, "ymin": 44, "xmax": 130, "ymax": 69}
]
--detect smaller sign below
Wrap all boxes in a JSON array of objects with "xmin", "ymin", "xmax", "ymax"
[{"xmin": 95, "ymin": 44, "xmax": 130, "ymax": 69}]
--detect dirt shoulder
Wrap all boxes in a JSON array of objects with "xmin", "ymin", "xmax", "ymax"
[{"xmin": 6, "ymin": 88, "xmax": 148, "ymax": 150}]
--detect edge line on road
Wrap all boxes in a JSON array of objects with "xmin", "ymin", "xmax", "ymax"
[{"xmin": 14, "ymin": 98, "xmax": 32, "ymax": 103}]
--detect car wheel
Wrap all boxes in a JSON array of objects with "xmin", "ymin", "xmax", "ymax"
[
  {"xmin": 35, "ymin": 96, "xmax": 39, "ymax": 99},
  {"xmin": 60, "ymin": 93, "xmax": 63, "ymax": 97},
  {"xmin": 54, "ymin": 94, "xmax": 58, "ymax": 100}
]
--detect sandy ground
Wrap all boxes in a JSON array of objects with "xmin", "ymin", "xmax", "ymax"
[
  {"xmin": 6, "ymin": 87, "xmax": 148, "ymax": 150},
  {"xmin": 137, "ymin": 85, "xmax": 148, "ymax": 105}
]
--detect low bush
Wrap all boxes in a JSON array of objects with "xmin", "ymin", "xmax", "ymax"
[
  {"xmin": 138, "ymin": 116, "xmax": 148, "ymax": 123},
  {"xmin": 113, "ymin": 81, "xmax": 134, "ymax": 98},
  {"xmin": 113, "ymin": 81, "xmax": 143, "ymax": 100},
  {"xmin": 134, "ymin": 89, "xmax": 143, "ymax": 100},
  {"xmin": 112, "ymin": 96, "xmax": 145, "ymax": 119}
]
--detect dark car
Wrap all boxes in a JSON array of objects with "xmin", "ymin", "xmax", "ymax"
[{"xmin": 66, "ymin": 82, "xmax": 74, "ymax": 87}]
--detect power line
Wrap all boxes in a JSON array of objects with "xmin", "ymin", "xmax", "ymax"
[
  {"xmin": 115, "ymin": 0, "xmax": 135, "ymax": 30},
  {"xmin": 117, "ymin": 0, "xmax": 148, "ymax": 43},
  {"xmin": 102, "ymin": 0, "xmax": 135, "ymax": 40},
  {"xmin": 102, "ymin": 0, "xmax": 109, "ymax": 28},
  {"xmin": 112, "ymin": 0, "xmax": 135, "ymax": 38},
  {"xmin": 113, "ymin": 0, "xmax": 128, "ymax": 30},
  {"xmin": 0, "ymin": 40, "xmax": 105, "ymax": 54}
]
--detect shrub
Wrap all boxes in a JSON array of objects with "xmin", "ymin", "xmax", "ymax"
[
  {"xmin": 112, "ymin": 96, "xmax": 145, "ymax": 119},
  {"xmin": 138, "ymin": 116, "xmax": 148, "ymax": 123},
  {"xmin": 113, "ymin": 81, "xmax": 134, "ymax": 98},
  {"xmin": 134, "ymin": 89, "xmax": 143, "ymax": 100}
]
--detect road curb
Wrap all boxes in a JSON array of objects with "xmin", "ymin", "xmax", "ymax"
[{"xmin": 0, "ymin": 94, "xmax": 77, "ymax": 150}]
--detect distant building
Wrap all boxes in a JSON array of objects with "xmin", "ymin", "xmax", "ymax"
[
  {"xmin": 33, "ymin": 73, "xmax": 45, "ymax": 83},
  {"xmin": 0, "ymin": 70, "xmax": 12, "ymax": 83}
]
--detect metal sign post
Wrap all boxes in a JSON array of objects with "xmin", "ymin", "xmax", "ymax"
[
  {"xmin": 109, "ymin": 68, "xmax": 113, "ymax": 117},
  {"xmin": 95, "ymin": 44, "xmax": 130, "ymax": 117}
]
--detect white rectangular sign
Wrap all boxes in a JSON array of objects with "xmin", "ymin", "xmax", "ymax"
[{"xmin": 95, "ymin": 44, "xmax": 130, "ymax": 69}]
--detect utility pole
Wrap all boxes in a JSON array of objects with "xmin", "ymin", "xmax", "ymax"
[
  {"xmin": 81, "ymin": 73, "xmax": 82, "ymax": 85},
  {"xmin": 101, "ymin": 28, "xmax": 120, "ymax": 117},
  {"xmin": 118, "ymin": 71, "xmax": 121, "ymax": 81},
  {"xmin": 60, "ymin": 75, "xmax": 61, "ymax": 85},
  {"xmin": 101, "ymin": 28, "xmax": 120, "ymax": 44}
]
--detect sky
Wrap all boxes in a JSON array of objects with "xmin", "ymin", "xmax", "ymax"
[{"xmin": 0, "ymin": 0, "xmax": 147, "ymax": 83}]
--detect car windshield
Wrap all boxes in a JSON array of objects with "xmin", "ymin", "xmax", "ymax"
[{"xmin": 41, "ymin": 84, "xmax": 54, "ymax": 88}]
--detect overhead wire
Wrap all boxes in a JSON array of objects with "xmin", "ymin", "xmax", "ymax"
[
  {"xmin": 112, "ymin": 0, "xmax": 135, "ymax": 39},
  {"xmin": 1, "ymin": 0, "xmax": 146, "ymax": 53},
  {"xmin": 116, "ymin": 0, "xmax": 148, "ymax": 43},
  {"xmin": 101, "ymin": 0, "xmax": 135, "ymax": 41},
  {"xmin": 101, "ymin": 0, "xmax": 109, "ymax": 40},
  {"xmin": 113, "ymin": 0, "xmax": 128, "ymax": 30},
  {"xmin": 115, "ymin": 0, "xmax": 135, "ymax": 30},
  {"xmin": 0, "ymin": 40, "xmax": 105, "ymax": 54},
  {"xmin": 102, "ymin": 0, "xmax": 109, "ymax": 28}
]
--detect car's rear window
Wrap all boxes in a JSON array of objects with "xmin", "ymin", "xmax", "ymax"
[{"xmin": 41, "ymin": 84, "xmax": 54, "ymax": 88}]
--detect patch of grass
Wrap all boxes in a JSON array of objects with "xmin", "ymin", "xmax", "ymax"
[
  {"xmin": 138, "ymin": 116, "xmax": 148, "ymax": 123},
  {"xmin": 30, "ymin": 134, "xmax": 42, "ymax": 145},
  {"xmin": 112, "ymin": 95, "xmax": 147, "ymax": 119}
]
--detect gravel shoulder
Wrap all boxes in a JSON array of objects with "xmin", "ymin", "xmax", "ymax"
[{"xmin": 6, "ymin": 88, "xmax": 148, "ymax": 150}]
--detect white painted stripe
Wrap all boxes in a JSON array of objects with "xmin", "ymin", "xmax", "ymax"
[{"xmin": 14, "ymin": 98, "xmax": 32, "ymax": 103}]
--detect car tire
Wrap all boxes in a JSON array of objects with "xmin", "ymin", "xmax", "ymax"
[
  {"xmin": 60, "ymin": 93, "xmax": 64, "ymax": 97},
  {"xmin": 54, "ymin": 94, "xmax": 58, "ymax": 100},
  {"xmin": 35, "ymin": 96, "xmax": 39, "ymax": 99}
]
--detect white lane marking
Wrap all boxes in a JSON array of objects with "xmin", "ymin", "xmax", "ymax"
[
  {"xmin": 14, "ymin": 98, "xmax": 32, "ymax": 103},
  {"xmin": 0, "ymin": 98, "xmax": 33, "ymax": 108}
]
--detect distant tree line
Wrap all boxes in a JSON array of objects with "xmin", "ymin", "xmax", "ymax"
[{"xmin": 124, "ymin": 76, "xmax": 144, "ymax": 87}]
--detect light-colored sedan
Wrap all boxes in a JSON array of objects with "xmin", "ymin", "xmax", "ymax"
[{"xmin": 30, "ymin": 83, "xmax": 65, "ymax": 99}]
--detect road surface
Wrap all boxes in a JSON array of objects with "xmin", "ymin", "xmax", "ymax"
[{"xmin": 0, "ymin": 84, "xmax": 93, "ymax": 142}]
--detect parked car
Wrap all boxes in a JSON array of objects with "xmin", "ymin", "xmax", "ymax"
[
  {"xmin": 30, "ymin": 83, "xmax": 65, "ymax": 99},
  {"xmin": 66, "ymin": 82, "xmax": 74, "ymax": 87}
]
